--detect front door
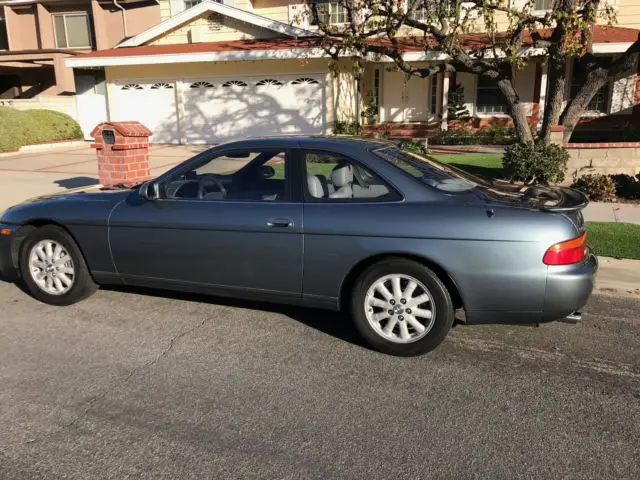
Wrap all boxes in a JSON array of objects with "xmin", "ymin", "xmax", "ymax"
[
  {"xmin": 382, "ymin": 70, "xmax": 430, "ymax": 122},
  {"xmin": 108, "ymin": 147, "xmax": 303, "ymax": 296}
]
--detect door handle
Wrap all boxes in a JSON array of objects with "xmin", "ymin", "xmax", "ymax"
[{"xmin": 266, "ymin": 218, "xmax": 293, "ymax": 228}]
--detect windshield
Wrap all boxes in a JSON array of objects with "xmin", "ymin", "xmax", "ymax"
[{"xmin": 372, "ymin": 146, "xmax": 490, "ymax": 193}]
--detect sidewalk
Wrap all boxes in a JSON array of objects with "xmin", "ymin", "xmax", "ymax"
[
  {"xmin": 583, "ymin": 202, "xmax": 640, "ymax": 224},
  {"xmin": 594, "ymin": 257, "xmax": 640, "ymax": 298}
]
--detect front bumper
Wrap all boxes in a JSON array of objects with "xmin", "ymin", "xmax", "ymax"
[
  {"xmin": 542, "ymin": 251, "xmax": 598, "ymax": 323},
  {"xmin": 0, "ymin": 223, "xmax": 18, "ymax": 281}
]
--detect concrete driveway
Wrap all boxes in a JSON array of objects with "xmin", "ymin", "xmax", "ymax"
[
  {"xmin": 0, "ymin": 275, "xmax": 638, "ymax": 479},
  {"xmin": 0, "ymin": 143, "xmax": 207, "ymax": 212}
]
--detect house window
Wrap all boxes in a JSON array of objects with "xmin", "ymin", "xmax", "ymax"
[
  {"xmin": 53, "ymin": 13, "xmax": 92, "ymax": 48},
  {"xmin": 430, "ymin": 75, "xmax": 438, "ymax": 115},
  {"xmin": 569, "ymin": 61, "xmax": 611, "ymax": 114},
  {"xmin": 476, "ymin": 75, "xmax": 507, "ymax": 114},
  {"xmin": 410, "ymin": 7, "xmax": 428, "ymax": 22},
  {"xmin": 373, "ymin": 69, "xmax": 380, "ymax": 109},
  {"xmin": 314, "ymin": 1, "xmax": 349, "ymax": 25},
  {"xmin": 0, "ymin": 18, "xmax": 8, "ymax": 50},
  {"xmin": 534, "ymin": 0, "xmax": 554, "ymax": 10}
]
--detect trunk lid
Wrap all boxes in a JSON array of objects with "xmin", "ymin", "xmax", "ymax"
[{"xmin": 479, "ymin": 183, "xmax": 588, "ymax": 230}]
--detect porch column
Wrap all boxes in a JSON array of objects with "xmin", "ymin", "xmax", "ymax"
[
  {"xmin": 440, "ymin": 71, "xmax": 450, "ymax": 130},
  {"xmin": 537, "ymin": 61, "xmax": 548, "ymax": 128}
]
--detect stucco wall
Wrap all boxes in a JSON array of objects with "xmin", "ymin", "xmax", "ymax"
[
  {"xmin": 0, "ymin": 96, "xmax": 77, "ymax": 119},
  {"xmin": 5, "ymin": 5, "xmax": 39, "ymax": 50}
]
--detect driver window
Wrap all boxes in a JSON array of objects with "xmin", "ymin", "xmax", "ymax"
[{"xmin": 163, "ymin": 150, "xmax": 288, "ymax": 202}]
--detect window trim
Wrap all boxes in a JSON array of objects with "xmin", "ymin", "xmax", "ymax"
[
  {"xmin": 475, "ymin": 75, "xmax": 508, "ymax": 116},
  {"xmin": 157, "ymin": 148, "xmax": 295, "ymax": 203},
  {"xmin": 52, "ymin": 12, "xmax": 93, "ymax": 49},
  {"xmin": 297, "ymin": 148, "xmax": 403, "ymax": 204}
]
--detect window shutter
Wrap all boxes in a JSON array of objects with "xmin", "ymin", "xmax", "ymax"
[{"xmin": 170, "ymin": 0, "xmax": 186, "ymax": 16}]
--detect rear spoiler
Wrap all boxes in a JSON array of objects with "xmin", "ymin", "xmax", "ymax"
[{"xmin": 538, "ymin": 187, "xmax": 589, "ymax": 213}]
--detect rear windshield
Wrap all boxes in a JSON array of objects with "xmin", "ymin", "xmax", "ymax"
[{"xmin": 372, "ymin": 146, "xmax": 488, "ymax": 193}]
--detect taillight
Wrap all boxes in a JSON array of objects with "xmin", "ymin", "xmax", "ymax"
[{"xmin": 543, "ymin": 232, "xmax": 588, "ymax": 265}]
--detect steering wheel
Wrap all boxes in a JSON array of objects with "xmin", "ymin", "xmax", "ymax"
[{"xmin": 197, "ymin": 175, "xmax": 227, "ymax": 199}]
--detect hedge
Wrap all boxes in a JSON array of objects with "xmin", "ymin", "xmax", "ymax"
[{"xmin": 0, "ymin": 107, "xmax": 83, "ymax": 153}]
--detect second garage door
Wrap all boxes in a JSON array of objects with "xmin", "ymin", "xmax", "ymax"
[
  {"xmin": 182, "ymin": 74, "xmax": 326, "ymax": 144},
  {"xmin": 111, "ymin": 81, "xmax": 180, "ymax": 144}
]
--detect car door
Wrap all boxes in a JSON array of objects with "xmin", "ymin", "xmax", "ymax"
[
  {"xmin": 108, "ymin": 146, "xmax": 303, "ymax": 297},
  {"xmin": 299, "ymin": 148, "xmax": 403, "ymax": 303}
]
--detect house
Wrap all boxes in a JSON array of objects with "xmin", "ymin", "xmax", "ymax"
[
  {"xmin": 0, "ymin": 0, "xmax": 161, "ymax": 126},
  {"xmin": 63, "ymin": 0, "xmax": 640, "ymax": 143}
]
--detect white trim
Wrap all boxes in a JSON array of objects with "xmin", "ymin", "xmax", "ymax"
[
  {"xmin": 65, "ymin": 48, "xmax": 328, "ymax": 68},
  {"xmin": 592, "ymin": 42, "xmax": 635, "ymax": 54},
  {"xmin": 118, "ymin": 0, "xmax": 315, "ymax": 48}
]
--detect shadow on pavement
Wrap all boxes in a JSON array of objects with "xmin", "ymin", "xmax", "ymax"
[
  {"xmin": 55, "ymin": 177, "xmax": 100, "ymax": 189},
  {"xmin": 103, "ymin": 285, "xmax": 367, "ymax": 349}
]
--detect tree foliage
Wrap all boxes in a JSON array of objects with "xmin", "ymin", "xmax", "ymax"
[{"xmin": 303, "ymin": 0, "xmax": 639, "ymax": 144}]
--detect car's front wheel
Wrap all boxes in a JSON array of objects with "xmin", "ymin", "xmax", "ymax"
[
  {"xmin": 351, "ymin": 258, "xmax": 454, "ymax": 356},
  {"xmin": 19, "ymin": 225, "xmax": 98, "ymax": 306}
]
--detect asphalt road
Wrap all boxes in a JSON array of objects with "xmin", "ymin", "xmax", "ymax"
[{"xmin": 0, "ymin": 277, "xmax": 638, "ymax": 480}]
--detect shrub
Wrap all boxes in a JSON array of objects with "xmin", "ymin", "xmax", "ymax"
[
  {"xmin": 401, "ymin": 140, "xmax": 427, "ymax": 154},
  {"xmin": 0, "ymin": 107, "xmax": 83, "ymax": 153},
  {"xmin": 610, "ymin": 173, "xmax": 640, "ymax": 200},
  {"xmin": 570, "ymin": 174, "xmax": 617, "ymax": 202},
  {"xmin": 333, "ymin": 120, "xmax": 362, "ymax": 135},
  {"xmin": 429, "ymin": 125, "xmax": 475, "ymax": 145},
  {"xmin": 503, "ymin": 142, "xmax": 569, "ymax": 185},
  {"xmin": 430, "ymin": 122, "xmax": 516, "ymax": 146},
  {"xmin": 478, "ymin": 122, "xmax": 518, "ymax": 145}
]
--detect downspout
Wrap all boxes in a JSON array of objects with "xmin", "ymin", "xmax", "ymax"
[{"xmin": 112, "ymin": 0, "xmax": 128, "ymax": 38}]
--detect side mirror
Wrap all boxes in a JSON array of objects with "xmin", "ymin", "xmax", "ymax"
[
  {"xmin": 140, "ymin": 181, "xmax": 160, "ymax": 201},
  {"xmin": 260, "ymin": 165, "xmax": 275, "ymax": 179}
]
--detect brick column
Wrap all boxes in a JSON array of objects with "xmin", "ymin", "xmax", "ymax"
[{"xmin": 90, "ymin": 121, "xmax": 152, "ymax": 187}]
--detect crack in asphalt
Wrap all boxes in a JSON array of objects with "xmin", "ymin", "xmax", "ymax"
[{"xmin": 0, "ymin": 316, "xmax": 210, "ymax": 453}]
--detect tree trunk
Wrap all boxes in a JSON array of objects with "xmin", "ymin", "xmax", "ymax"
[
  {"xmin": 559, "ymin": 69, "xmax": 609, "ymax": 142},
  {"xmin": 496, "ymin": 77, "xmax": 534, "ymax": 143},
  {"xmin": 539, "ymin": 52, "xmax": 566, "ymax": 144}
]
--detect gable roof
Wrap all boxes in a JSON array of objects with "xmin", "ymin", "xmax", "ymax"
[{"xmin": 118, "ymin": 0, "xmax": 316, "ymax": 48}]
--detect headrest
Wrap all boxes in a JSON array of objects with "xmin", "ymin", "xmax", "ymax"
[{"xmin": 331, "ymin": 165, "xmax": 353, "ymax": 188}]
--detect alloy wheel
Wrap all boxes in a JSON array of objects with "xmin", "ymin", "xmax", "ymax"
[
  {"xmin": 364, "ymin": 273, "xmax": 436, "ymax": 343},
  {"xmin": 28, "ymin": 240, "xmax": 76, "ymax": 295}
]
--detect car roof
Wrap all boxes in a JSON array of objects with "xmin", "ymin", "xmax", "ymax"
[{"xmin": 217, "ymin": 135, "xmax": 398, "ymax": 150}]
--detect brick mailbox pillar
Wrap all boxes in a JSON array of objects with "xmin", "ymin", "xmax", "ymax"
[{"xmin": 90, "ymin": 121, "xmax": 152, "ymax": 187}]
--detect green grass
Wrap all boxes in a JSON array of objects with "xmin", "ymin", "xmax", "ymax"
[
  {"xmin": 431, "ymin": 152, "xmax": 505, "ymax": 179},
  {"xmin": 586, "ymin": 222, "xmax": 640, "ymax": 260},
  {"xmin": 0, "ymin": 107, "xmax": 83, "ymax": 153}
]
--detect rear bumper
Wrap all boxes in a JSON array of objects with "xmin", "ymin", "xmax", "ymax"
[
  {"xmin": 541, "ymin": 252, "xmax": 598, "ymax": 322},
  {"xmin": 0, "ymin": 223, "xmax": 18, "ymax": 281}
]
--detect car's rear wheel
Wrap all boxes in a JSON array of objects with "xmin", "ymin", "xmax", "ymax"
[
  {"xmin": 351, "ymin": 258, "xmax": 454, "ymax": 356},
  {"xmin": 19, "ymin": 225, "xmax": 98, "ymax": 306}
]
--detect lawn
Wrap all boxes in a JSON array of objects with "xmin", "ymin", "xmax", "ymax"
[
  {"xmin": 586, "ymin": 222, "xmax": 640, "ymax": 260},
  {"xmin": 430, "ymin": 152, "xmax": 505, "ymax": 179}
]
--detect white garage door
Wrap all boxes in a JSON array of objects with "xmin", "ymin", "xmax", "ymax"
[
  {"xmin": 182, "ymin": 74, "xmax": 326, "ymax": 144},
  {"xmin": 111, "ymin": 81, "xmax": 179, "ymax": 144}
]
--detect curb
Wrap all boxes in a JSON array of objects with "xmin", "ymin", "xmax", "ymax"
[{"xmin": 0, "ymin": 141, "xmax": 88, "ymax": 157}]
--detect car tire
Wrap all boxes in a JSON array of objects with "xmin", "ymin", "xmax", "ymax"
[
  {"xmin": 351, "ymin": 258, "xmax": 454, "ymax": 356},
  {"xmin": 19, "ymin": 225, "xmax": 98, "ymax": 306}
]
